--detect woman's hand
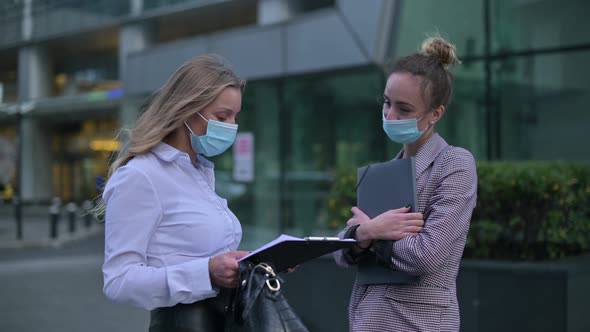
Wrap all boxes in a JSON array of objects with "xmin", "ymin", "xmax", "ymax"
[
  {"xmin": 208, "ymin": 251, "xmax": 250, "ymax": 288},
  {"xmin": 347, "ymin": 206, "xmax": 371, "ymax": 227},
  {"xmin": 355, "ymin": 206, "xmax": 424, "ymax": 242},
  {"xmin": 347, "ymin": 207, "xmax": 373, "ymax": 250}
]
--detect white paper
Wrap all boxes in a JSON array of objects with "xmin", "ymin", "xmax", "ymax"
[{"xmin": 239, "ymin": 234, "xmax": 355, "ymax": 261}]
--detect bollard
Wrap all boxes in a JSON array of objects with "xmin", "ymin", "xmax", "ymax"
[
  {"xmin": 51, "ymin": 196, "xmax": 62, "ymax": 208},
  {"xmin": 82, "ymin": 200, "xmax": 94, "ymax": 228},
  {"xmin": 49, "ymin": 204, "xmax": 60, "ymax": 239},
  {"xmin": 14, "ymin": 197, "xmax": 22, "ymax": 240},
  {"xmin": 66, "ymin": 202, "xmax": 77, "ymax": 233}
]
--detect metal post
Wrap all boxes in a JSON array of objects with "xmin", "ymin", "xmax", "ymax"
[
  {"xmin": 15, "ymin": 111, "xmax": 23, "ymax": 240},
  {"xmin": 277, "ymin": 78, "xmax": 289, "ymax": 235},
  {"xmin": 49, "ymin": 204, "xmax": 59, "ymax": 239},
  {"xmin": 66, "ymin": 202, "xmax": 77, "ymax": 233},
  {"xmin": 483, "ymin": 0, "xmax": 495, "ymax": 160},
  {"xmin": 82, "ymin": 200, "xmax": 93, "ymax": 228}
]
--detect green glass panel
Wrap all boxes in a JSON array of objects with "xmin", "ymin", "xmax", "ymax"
[
  {"xmin": 394, "ymin": 0, "xmax": 485, "ymax": 59},
  {"xmin": 210, "ymin": 80, "xmax": 282, "ymax": 250},
  {"xmin": 282, "ymin": 68, "xmax": 390, "ymax": 236},
  {"xmin": 491, "ymin": 0, "xmax": 590, "ymax": 53},
  {"xmin": 492, "ymin": 50, "xmax": 590, "ymax": 160},
  {"xmin": 437, "ymin": 61, "xmax": 488, "ymax": 160}
]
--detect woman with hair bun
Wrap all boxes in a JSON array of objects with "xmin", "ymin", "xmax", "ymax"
[{"xmin": 335, "ymin": 36, "xmax": 478, "ymax": 332}]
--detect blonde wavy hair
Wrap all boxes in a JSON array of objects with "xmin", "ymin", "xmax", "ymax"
[{"xmin": 94, "ymin": 54, "xmax": 245, "ymax": 219}]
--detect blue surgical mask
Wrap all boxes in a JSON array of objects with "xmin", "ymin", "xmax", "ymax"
[
  {"xmin": 382, "ymin": 112, "xmax": 429, "ymax": 144},
  {"xmin": 184, "ymin": 112, "xmax": 238, "ymax": 157}
]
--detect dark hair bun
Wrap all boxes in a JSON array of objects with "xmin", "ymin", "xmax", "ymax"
[{"xmin": 421, "ymin": 37, "xmax": 460, "ymax": 69}]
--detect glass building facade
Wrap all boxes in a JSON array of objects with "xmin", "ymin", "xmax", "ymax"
[
  {"xmin": 211, "ymin": 69, "xmax": 395, "ymax": 242},
  {"xmin": 396, "ymin": 0, "xmax": 590, "ymax": 161},
  {"xmin": 1, "ymin": 0, "xmax": 589, "ymax": 247}
]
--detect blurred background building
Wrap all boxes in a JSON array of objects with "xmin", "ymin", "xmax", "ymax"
[{"xmin": 0, "ymin": 0, "xmax": 589, "ymax": 246}]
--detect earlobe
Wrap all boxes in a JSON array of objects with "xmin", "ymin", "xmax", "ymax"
[{"xmin": 432, "ymin": 105, "xmax": 446, "ymax": 124}]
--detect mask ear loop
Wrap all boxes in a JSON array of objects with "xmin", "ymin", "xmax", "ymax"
[
  {"xmin": 418, "ymin": 109, "xmax": 437, "ymax": 132},
  {"xmin": 185, "ymin": 112, "xmax": 210, "ymax": 136},
  {"xmin": 184, "ymin": 122, "xmax": 195, "ymax": 134},
  {"xmin": 196, "ymin": 112, "xmax": 209, "ymax": 123}
]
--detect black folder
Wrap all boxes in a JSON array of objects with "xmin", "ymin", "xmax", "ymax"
[
  {"xmin": 356, "ymin": 157, "xmax": 419, "ymax": 285},
  {"xmin": 357, "ymin": 157, "xmax": 418, "ymax": 218},
  {"xmin": 240, "ymin": 235, "xmax": 356, "ymax": 273}
]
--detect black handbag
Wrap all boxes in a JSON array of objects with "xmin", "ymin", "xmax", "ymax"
[
  {"xmin": 225, "ymin": 261, "xmax": 309, "ymax": 332},
  {"xmin": 149, "ymin": 288, "xmax": 233, "ymax": 332}
]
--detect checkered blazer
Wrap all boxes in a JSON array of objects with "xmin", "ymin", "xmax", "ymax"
[{"xmin": 334, "ymin": 133, "xmax": 478, "ymax": 332}]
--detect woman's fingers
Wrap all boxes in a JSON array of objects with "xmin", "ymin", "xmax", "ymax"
[
  {"xmin": 209, "ymin": 251, "xmax": 248, "ymax": 288},
  {"xmin": 406, "ymin": 219, "xmax": 425, "ymax": 227},
  {"xmin": 347, "ymin": 207, "xmax": 372, "ymax": 227},
  {"xmin": 346, "ymin": 217, "xmax": 359, "ymax": 226},
  {"xmin": 387, "ymin": 206, "xmax": 412, "ymax": 214},
  {"xmin": 385, "ymin": 211, "xmax": 423, "ymax": 220},
  {"xmin": 351, "ymin": 206, "xmax": 370, "ymax": 221},
  {"xmin": 376, "ymin": 218, "xmax": 425, "ymax": 240},
  {"xmin": 403, "ymin": 225, "xmax": 424, "ymax": 234}
]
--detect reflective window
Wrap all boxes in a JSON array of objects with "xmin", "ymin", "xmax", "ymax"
[
  {"xmin": 492, "ymin": 0, "xmax": 590, "ymax": 53},
  {"xmin": 54, "ymin": 53, "xmax": 120, "ymax": 97},
  {"xmin": 395, "ymin": 0, "xmax": 485, "ymax": 58},
  {"xmin": 51, "ymin": 117, "xmax": 119, "ymax": 202},
  {"xmin": 395, "ymin": 0, "xmax": 590, "ymax": 161},
  {"xmin": 212, "ymin": 69, "xmax": 391, "ymax": 239},
  {"xmin": 0, "ymin": 126, "xmax": 17, "ymax": 201},
  {"xmin": 493, "ymin": 50, "xmax": 590, "ymax": 160},
  {"xmin": 0, "ymin": 0, "xmax": 22, "ymax": 46},
  {"xmin": 0, "ymin": 69, "xmax": 18, "ymax": 103},
  {"xmin": 281, "ymin": 69, "xmax": 388, "ymax": 236},
  {"xmin": 393, "ymin": 0, "xmax": 489, "ymax": 159},
  {"xmin": 437, "ymin": 61, "xmax": 488, "ymax": 160},
  {"xmin": 210, "ymin": 81, "xmax": 282, "ymax": 249},
  {"xmin": 32, "ymin": 0, "xmax": 129, "ymax": 39}
]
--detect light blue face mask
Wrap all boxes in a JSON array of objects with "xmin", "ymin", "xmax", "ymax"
[
  {"xmin": 382, "ymin": 112, "xmax": 430, "ymax": 144},
  {"xmin": 184, "ymin": 112, "xmax": 238, "ymax": 157}
]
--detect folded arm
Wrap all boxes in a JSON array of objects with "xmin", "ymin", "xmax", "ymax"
[{"xmin": 373, "ymin": 149, "xmax": 477, "ymax": 275}]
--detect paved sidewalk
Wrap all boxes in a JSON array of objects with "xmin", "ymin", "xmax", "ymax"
[{"xmin": 0, "ymin": 204, "xmax": 104, "ymax": 250}]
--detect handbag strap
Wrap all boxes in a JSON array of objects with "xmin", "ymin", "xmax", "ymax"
[
  {"xmin": 254, "ymin": 263, "xmax": 281, "ymax": 291},
  {"xmin": 235, "ymin": 262, "xmax": 282, "ymax": 320}
]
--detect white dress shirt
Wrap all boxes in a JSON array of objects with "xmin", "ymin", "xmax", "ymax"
[{"xmin": 102, "ymin": 142, "xmax": 242, "ymax": 310}]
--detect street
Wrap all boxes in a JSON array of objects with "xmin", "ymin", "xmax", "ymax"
[{"xmin": 0, "ymin": 233, "xmax": 148, "ymax": 332}]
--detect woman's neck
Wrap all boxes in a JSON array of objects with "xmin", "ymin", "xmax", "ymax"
[
  {"xmin": 403, "ymin": 128, "xmax": 434, "ymax": 158},
  {"xmin": 163, "ymin": 128, "xmax": 197, "ymax": 162}
]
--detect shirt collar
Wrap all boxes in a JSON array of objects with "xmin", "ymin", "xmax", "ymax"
[
  {"xmin": 395, "ymin": 132, "xmax": 448, "ymax": 177},
  {"xmin": 196, "ymin": 154, "xmax": 215, "ymax": 169},
  {"xmin": 151, "ymin": 142, "xmax": 215, "ymax": 169},
  {"xmin": 151, "ymin": 142, "xmax": 186, "ymax": 163}
]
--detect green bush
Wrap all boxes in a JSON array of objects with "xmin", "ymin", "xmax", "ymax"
[
  {"xmin": 327, "ymin": 167, "xmax": 358, "ymax": 229},
  {"xmin": 327, "ymin": 161, "xmax": 590, "ymax": 261}
]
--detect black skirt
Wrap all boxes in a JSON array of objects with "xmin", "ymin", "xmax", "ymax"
[{"xmin": 149, "ymin": 288, "xmax": 234, "ymax": 332}]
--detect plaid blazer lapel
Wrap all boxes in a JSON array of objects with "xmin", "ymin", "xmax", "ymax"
[
  {"xmin": 392, "ymin": 133, "xmax": 449, "ymax": 213},
  {"xmin": 393, "ymin": 133, "xmax": 448, "ymax": 178},
  {"xmin": 414, "ymin": 133, "xmax": 448, "ymax": 178}
]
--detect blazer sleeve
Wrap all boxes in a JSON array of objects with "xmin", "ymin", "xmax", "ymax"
[
  {"xmin": 374, "ymin": 148, "xmax": 477, "ymax": 275},
  {"xmin": 333, "ymin": 226, "xmax": 358, "ymax": 267}
]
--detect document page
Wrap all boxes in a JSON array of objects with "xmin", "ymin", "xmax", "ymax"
[{"xmin": 239, "ymin": 234, "xmax": 356, "ymax": 272}]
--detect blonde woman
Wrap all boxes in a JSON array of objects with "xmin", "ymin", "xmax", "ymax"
[{"xmin": 101, "ymin": 55, "xmax": 248, "ymax": 331}]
